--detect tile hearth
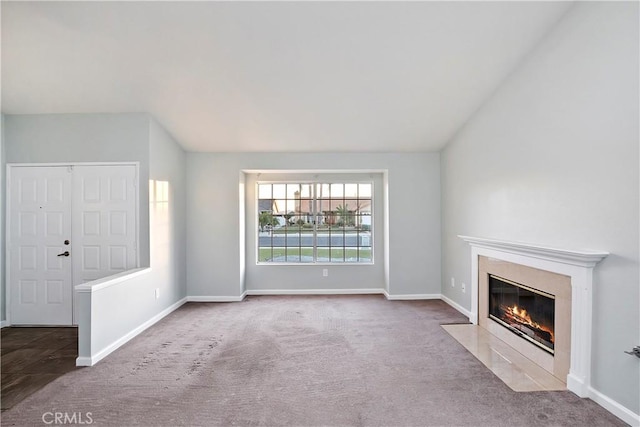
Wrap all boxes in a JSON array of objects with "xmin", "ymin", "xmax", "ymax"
[{"xmin": 443, "ymin": 324, "xmax": 566, "ymax": 392}]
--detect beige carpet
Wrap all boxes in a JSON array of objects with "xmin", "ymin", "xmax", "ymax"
[{"xmin": 1, "ymin": 295, "xmax": 627, "ymax": 426}]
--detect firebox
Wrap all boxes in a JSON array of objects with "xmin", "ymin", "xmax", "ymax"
[{"xmin": 488, "ymin": 274, "xmax": 555, "ymax": 354}]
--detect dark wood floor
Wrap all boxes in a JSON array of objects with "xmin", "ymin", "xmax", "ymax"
[{"xmin": 1, "ymin": 327, "xmax": 79, "ymax": 411}]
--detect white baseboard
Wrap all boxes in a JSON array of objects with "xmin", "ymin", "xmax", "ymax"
[
  {"xmin": 75, "ymin": 356, "xmax": 92, "ymax": 366},
  {"xmin": 187, "ymin": 294, "xmax": 246, "ymax": 302},
  {"xmin": 383, "ymin": 291, "xmax": 441, "ymax": 300},
  {"xmin": 0, "ymin": 320, "xmax": 8, "ymax": 328},
  {"xmin": 440, "ymin": 294, "xmax": 472, "ymax": 320},
  {"xmin": 245, "ymin": 288, "xmax": 385, "ymax": 296},
  {"xmin": 76, "ymin": 297, "xmax": 187, "ymax": 367},
  {"xmin": 588, "ymin": 385, "xmax": 640, "ymax": 426}
]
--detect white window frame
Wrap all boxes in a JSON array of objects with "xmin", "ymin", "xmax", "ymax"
[{"xmin": 256, "ymin": 180, "xmax": 374, "ymax": 265}]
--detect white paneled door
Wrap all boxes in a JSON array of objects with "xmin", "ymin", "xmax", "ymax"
[
  {"xmin": 9, "ymin": 166, "xmax": 73, "ymax": 325},
  {"xmin": 8, "ymin": 164, "xmax": 138, "ymax": 325}
]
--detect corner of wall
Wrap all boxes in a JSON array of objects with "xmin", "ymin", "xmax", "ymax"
[
  {"xmin": 383, "ymin": 170, "xmax": 390, "ymax": 293},
  {"xmin": 239, "ymin": 171, "xmax": 247, "ymax": 294}
]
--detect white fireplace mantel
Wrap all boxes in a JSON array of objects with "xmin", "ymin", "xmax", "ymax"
[{"xmin": 458, "ymin": 235, "xmax": 609, "ymax": 398}]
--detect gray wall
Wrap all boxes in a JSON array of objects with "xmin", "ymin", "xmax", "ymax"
[
  {"xmin": 441, "ymin": 2, "xmax": 639, "ymax": 414},
  {"xmin": 4, "ymin": 113, "xmax": 151, "ymax": 266},
  {"xmin": 149, "ymin": 118, "xmax": 187, "ymax": 304},
  {"xmin": 186, "ymin": 152, "xmax": 440, "ymax": 298}
]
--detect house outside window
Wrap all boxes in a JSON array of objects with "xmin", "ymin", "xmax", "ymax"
[{"xmin": 257, "ymin": 182, "xmax": 373, "ymax": 264}]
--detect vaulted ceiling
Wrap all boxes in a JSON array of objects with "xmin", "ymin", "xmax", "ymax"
[{"xmin": 2, "ymin": 1, "xmax": 572, "ymax": 152}]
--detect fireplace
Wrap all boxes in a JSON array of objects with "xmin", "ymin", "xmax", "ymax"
[
  {"xmin": 459, "ymin": 235, "xmax": 609, "ymax": 397},
  {"xmin": 488, "ymin": 274, "xmax": 555, "ymax": 354}
]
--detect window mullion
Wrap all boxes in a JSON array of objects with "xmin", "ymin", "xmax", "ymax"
[{"xmin": 312, "ymin": 182, "xmax": 317, "ymax": 263}]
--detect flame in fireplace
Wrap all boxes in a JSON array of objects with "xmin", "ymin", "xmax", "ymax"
[{"xmin": 506, "ymin": 305, "xmax": 554, "ymax": 344}]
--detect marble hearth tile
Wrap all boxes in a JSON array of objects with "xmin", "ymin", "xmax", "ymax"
[{"xmin": 442, "ymin": 324, "xmax": 566, "ymax": 392}]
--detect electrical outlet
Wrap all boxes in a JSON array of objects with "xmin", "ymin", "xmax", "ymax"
[
  {"xmin": 155, "ymin": 288, "xmax": 160, "ymax": 299},
  {"xmin": 451, "ymin": 277, "xmax": 455, "ymax": 287},
  {"xmin": 323, "ymin": 268, "xmax": 328, "ymax": 277},
  {"xmin": 461, "ymin": 283, "xmax": 466, "ymax": 293}
]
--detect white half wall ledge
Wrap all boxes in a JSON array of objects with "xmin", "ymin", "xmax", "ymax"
[{"xmin": 75, "ymin": 267, "xmax": 151, "ymax": 294}]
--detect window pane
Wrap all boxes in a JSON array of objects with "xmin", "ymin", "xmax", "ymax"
[
  {"xmin": 316, "ymin": 228, "xmax": 329, "ymax": 247},
  {"xmin": 285, "ymin": 198, "xmax": 295, "ymax": 215},
  {"xmin": 259, "ymin": 247, "xmax": 286, "ymax": 262},
  {"xmin": 330, "ymin": 183, "xmax": 343, "ymax": 198},
  {"xmin": 344, "ymin": 247, "xmax": 360, "ymax": 262},
  {"xmin": 258, "ymin": 184, "xmax": 272, "ymax": 199},
  {"xmin": 300, "ymin": 184, "xmax": 312, "ymax": 198},
  {"xmin": 317, "ymin": 183, "xmax": 330, "ymax": 199},
  {"xmin": 286, "ymin": 183, "xmax": 300, "ymax": 198},
  {"xmin": 358, "ymin": 247, "xmax": 372, "ymax": 263},
  {"xmin": 330, "ymin": 248, "xmax": 345, "ymax": 263},
  {"xmin": 285, "ymin": 247, "xmax": 300, "ymax": 262},
  {"xmin": 359, "ymin": 183, "xmax": 372, "ymax": 198},
  {"xmin": 273, "ymin": 184, "xmax": 286, "ymax": 199},
  {"xmin": 317, "ymin": 247, "xmax": 330, "ymax": 262},
  {"xmin": 345, "ymin": 184, "xmax": 358, "ymax": 198},
  {"xmin": 258, "ymin": 180, "xmax": 373, "ymax": 264}
]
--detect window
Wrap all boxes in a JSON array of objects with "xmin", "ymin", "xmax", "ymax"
[{"xmin": 257, "ymin": 182, "xmax": 373, "ymax": 264}]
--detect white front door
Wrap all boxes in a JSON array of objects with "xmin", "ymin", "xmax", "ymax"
[
  {"xmin": 9, "ymin": 166, "xmax": 73, "ymax": 325},
  {"xmin": 72, "ymin": 165, "xmax": 138, "ymax": 284},
  {"xmin": 8, "ymin": 164, "xmax": 138, "ymax": 326}
]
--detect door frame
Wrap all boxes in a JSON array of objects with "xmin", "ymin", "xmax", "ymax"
[{"xmin": 5, "ymin": 162, "xmax": 141, "ymax": 326}]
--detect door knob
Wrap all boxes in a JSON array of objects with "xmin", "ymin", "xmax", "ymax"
[{"xmin": 57, "ymin": 251, "xmax": 70, "ymax": 257}]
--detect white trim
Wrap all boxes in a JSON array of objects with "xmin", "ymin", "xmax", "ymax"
[
  {"xmin": 8, "ymin": 162, "xmax": 140, "ymax": 168},
  {"xmin": 383, "ymin": 170, "xmax": 390, "ymax": 294},
  {"xmin": 458, "ymin": 235, "xmax": 609, "ymax": 268},
  {"xmin": 75, "ymin": 268, "xmax": 151, "ymax": 293},
  {"xmin": 459, "ymin": 235, "xmax": 608, "ymax": 399},
  {"xmin": 0, "ymin": 320, "xmax": 8, "ymax": 328},
  {"xmin": 243, "ymin": 169, "xmax": 387, "ymax": 174},
  {"xmin": 190, "ymin": 291, "xmax": 454, "ymax": 302},
  {"xmin": 76, "ymin": 297, "xmax": 187, "ymax": 367},
  {"xmin": 588, "ymin": 385, "xmax": 640, "ymax": 426},
  {"xmin": 246, "ymin": 288, "xmax": 385, "ymax": 296},
  {"xmin": 5, "ymin": 165, "xmax": 13, "ymax": 326},
  {"xmin": 187, "ymin": 294, "xmax": 247, "ymax": 302},
  {"xmin": 441, "ymin": 294, "xmax": 472, "ymax": 319},
  {"xmin": 75, "ymin": 356, "xmax": 92, "ymax": 366},
  {"xmin": 383, "ymin": 292, "xmax": 441, "ymax": 300}
]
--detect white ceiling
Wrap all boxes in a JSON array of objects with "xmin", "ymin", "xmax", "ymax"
[{"xmin": 2, "ymin": 1, "xmax": 572, "ymax": 153}]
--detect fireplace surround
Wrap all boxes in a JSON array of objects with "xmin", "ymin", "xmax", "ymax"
[
  {"xmin": 459, "ymin": 235, "xmax": 608, "ymax": 398},
  {"xmin": 479, "ymin": 256, "xmax": 571, "ymax": 382}
]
